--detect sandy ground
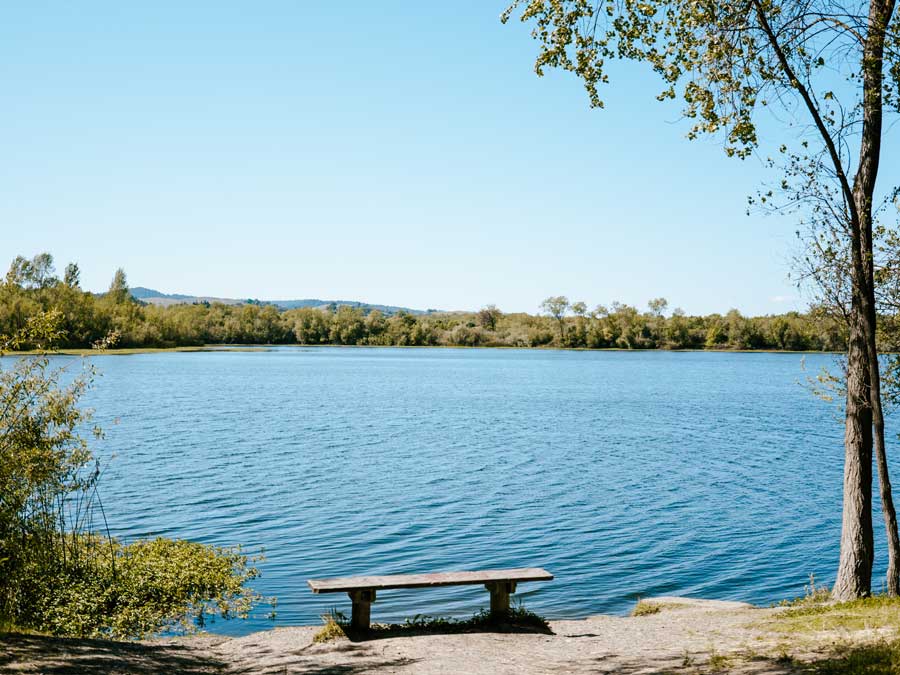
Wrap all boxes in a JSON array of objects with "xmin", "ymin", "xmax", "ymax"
[{"xmin": 0, "ymin": 597, "xmax": 886, "ymax": 674}]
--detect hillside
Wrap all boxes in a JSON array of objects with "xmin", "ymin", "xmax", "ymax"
[{"xmin": 129, "ymin": 287, "xmax": 432, "ymax": 315}]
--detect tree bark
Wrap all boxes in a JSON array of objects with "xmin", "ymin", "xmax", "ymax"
[
  {"xmin": 871, "ymin": 364, "xmax": 900, "ymax": 594},
  {"xmin": 833, "ymin": 317, "xmax": 875, "ymax": 599},
  {"xmin": 853, "ymin": 0, "xmax": 900, "ymax": 596}
]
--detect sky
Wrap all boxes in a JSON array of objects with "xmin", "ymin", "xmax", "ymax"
[{"xmin": 2, "ymin": 1, "xmax": 887, "ymax": 315}]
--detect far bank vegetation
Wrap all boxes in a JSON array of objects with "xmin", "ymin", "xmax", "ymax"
[{"xmin": 3, "ymin": 254, "xmax": 851, "ymax": 351}]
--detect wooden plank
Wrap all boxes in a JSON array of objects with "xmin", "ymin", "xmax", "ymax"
[{"xmin": 308, "ymin": 567, "xmax": 553, "ymax": 594}]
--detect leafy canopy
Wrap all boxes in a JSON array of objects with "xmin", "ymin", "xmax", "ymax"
[{"xmin": 502, "ymin": 0, "xmax": 900, "ymax": 166}]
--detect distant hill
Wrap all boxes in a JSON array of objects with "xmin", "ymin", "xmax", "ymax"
[{"xmin": 129, "ymin": 287, "xmax": 433, "ymax": 315}]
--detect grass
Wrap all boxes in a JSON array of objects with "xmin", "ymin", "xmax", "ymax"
[
  {"xmin": 631, "ymin": 600, "xmax": 661, "ymax": 616},
  {"xmin": 807, "ymin": 639, "xmax": 900, "ymax": 674},
  {"xmin": 768, "ymin": 595, "xmax": 900, "ymax": 634},
  {"xmin": 761, "ymin": 578, "xmax": 900, "ymax": 673},
  {"xmin": 777, "ymin": 574, "xmax": 834, "ymax": 610},
  {"xmin": 312, "ymin": 605, "xmax": 550, "ymax": 642},
  {"xmin": 630, "ymin": 599, "xmax": 687, "ymax": 616},
  {"xmin": 312, "ymin": 611, "xmax": 348, "ymax": 643},
  {"xmin": 705, "ymin": 647, "xmax": 733, "ymax": 672},
  {"xmin": 0, "ymin": 618, "xmax": 50, "ymax": 637}
]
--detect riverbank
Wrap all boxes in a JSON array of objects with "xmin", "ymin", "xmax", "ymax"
[
  {"xmin": 7, "ymin": 345, "xmax": 275, "ymax": 356},
  {"xmin": 7, "ymin": 342, "xmax": 845, "ymax": 356},
  {"xmin": 4, "ymin": 596, "xmax": 899, "ymax": 674}
]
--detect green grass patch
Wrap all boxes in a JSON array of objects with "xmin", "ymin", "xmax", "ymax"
[
  {"xmin": 0, "ymin": 619, "xmax": 46, "ymax": 636},
  {"xmin": 312, "ymin": 605, "xmax": 550, "ymax": 642},
  {"xmin": 312, "ymin": 611, "xmax": 348, "ymax": 643},
  {"xmin": 769, "ymin": 595, "xmax": 900, "ymax": 634},
  {"xmin": 630, "ymin": 600, "xmax": 687, "ymax": 616},
  {"xmin": 775, "ymin": 574, "xmax": 832, "ymax": 609},
  {"xmin": 706, "ymin": 647, "xmax": 733, "ymax": 672},
  {"xmin": 631, "ymin": 600, "xmax": 661, "ymax": 616},
  {"xmin": 807, "ymin": 638, "xmax": 900, "ymax": 674}
]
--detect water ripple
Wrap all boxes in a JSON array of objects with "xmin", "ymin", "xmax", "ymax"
[{"xmin": 68, "ymin": 347, "xmax": 897, "ymax": 635}]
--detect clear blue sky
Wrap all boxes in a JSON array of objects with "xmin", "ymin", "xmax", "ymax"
[{"xmin": 0, "ymin": 1, "xmax": 857, "ymax": 314}]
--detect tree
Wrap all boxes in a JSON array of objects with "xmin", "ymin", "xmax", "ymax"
[
  {"xmin": 648, "ymin": 298, "xmax": 669, "ymax": 346},
  {"xmin": 5, "ymin": 256, "xmax": 30, "ymax": 287},
  {"xmin": 541, "ymin": 296, "xmax": 569, "ymax": 343},
  {"xmin": 569, "ymin": 301, "xmax": 589, "ymax": 346},
  {"xmin": 5, "ymin": 253, "xmax": 57, "ymax": 289},
  {"xmin": 648, "ymin": 298, "xmax": 668, "ymax": 317},
  {"xmin": 107, "ymin": 268, "xmax": 129, "ymax": 304},
  {"xmin": 666, "ymin": 307, "xmax": 691, "ymax": 348},
  {"xmin": 504, "ymin": 0, "xmax": 900, "ymax": 597},
  {"xmin": 477, "ymin": 304, "xmax": 503, "ymax": 331},
  {"xmin": 64, "ymin": 263, "xmax": 81, "ymax": 288},
  {"xmin": 29, "ymin": 253, "xmax": 56, "ymax": 289}
]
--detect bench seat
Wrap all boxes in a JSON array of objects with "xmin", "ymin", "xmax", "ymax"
[{"xmin": 307, "ymin": 567, "xmax": 553, "ymax": 630}]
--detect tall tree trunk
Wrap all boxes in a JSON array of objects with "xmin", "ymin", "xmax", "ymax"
[
  {"xmin": 871, "ymin": 360, "xmax": 900, "ymax": 594},
  {"xmin": 854, "ymin": 0, "xmax": 900, "ymax": 596},
  {"xmin": 750, "ymin": 0, "xmax": 891, "ymax": 597},
  {"xmin": 833, "ymin": 317, "xmax": 875, "ymax": 599}
]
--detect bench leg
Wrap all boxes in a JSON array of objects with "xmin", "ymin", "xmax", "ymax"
[
  {"xmin": 485, "ymin": 581, "xmax": 516, "ymax": 615},
  {"xmin": 348, "ymin": 590, "xmax": 376, "ymax": 630}
]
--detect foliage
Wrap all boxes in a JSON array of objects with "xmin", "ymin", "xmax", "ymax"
[
  {"xmin": 0, "ymin": 311, "xmax": 264, "ymax": 639},
  {"xmin": 313, "ymin": 605, "xmax": 550, "ymax": 642},
  {"xmin": 502, "ymin": 0, "xmax": 900, "ymax": 601},
  {"xmin": 477, "ymin": 304, "xmax": 503, "ymax": 331},
  {"xmin": 631, "ymin": 600, "xmax": 661, "ymax": 616},
  {"xmin": 540, "ymin": 296, "xmax": 570, "ymax": 342},
  {"xmin": 771, "ymin": 595, "xmax": 900, "ymax": 633},
  {"xmin": 0, "ymin": 312, "xmax": 99, "ymax": 625},
  {"xmin": 313, "ymin": 610, "xmax": 348, "ymax": 643},
  {"xmin": 809, "ymin": 639, "xmax": 900, "ymax": 674},
  {"xmin": 766, "ymin": 575, "xmax": 900, "ymax": 633},
  {"xmin": 778, "ymin": 574, "xmax": 834, "ymax": 608},
  {"xmin": 631, "ymin": 599, "xmax": 688, "ymax": 615},
  {"xmin": 763, "ymin": 580, "xmax": 900, "ymax": 672},
  {"xmin": 18, "ymin": 535, "xmax": 261, "ymax": 639},
  {"xmin": 501, "ymin": 0, "xmax": 900, "ymax": 168},
  {"xmin": 705, "ymin": 647, "xmax": 733, "ymax": 672},
  {"xmin": 1, "ymin": 254, "xmax": 852, "ymax": 352}
]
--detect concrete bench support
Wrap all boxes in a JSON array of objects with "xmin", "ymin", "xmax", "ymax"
[
  {"xmin": 348, "ymin": 589, "xmax": 376, "ymax": 630},
  {"xmin": 485, "ymin": 580, "xmax": 517, "ymax": 614}
]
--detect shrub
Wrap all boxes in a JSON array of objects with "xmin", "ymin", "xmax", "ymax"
[
  {"xmin": 21, "ymin": 536, "xmax": 262, "ymax": 639},
  {"xmin": 0, "ymin": 313, "xmax": 264, "ymax": 638}
]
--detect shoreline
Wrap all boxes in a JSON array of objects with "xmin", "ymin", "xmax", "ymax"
[
  {"xmin": 6, "ymin": 343, "xmax": 848, "ymax": 357},
  {"xmin": 4, "ymin": 596, "xmax": 897, "ymax": 674}
]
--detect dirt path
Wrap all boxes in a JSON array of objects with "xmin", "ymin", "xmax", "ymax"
[{"xmin": 0, "ymin": 597, "xmax": 886, "ymax": 674}]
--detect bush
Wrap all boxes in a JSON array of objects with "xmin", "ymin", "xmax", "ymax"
[
  {"xmin": 23, "ymin": 536, "xmax": 261, "ymax": 639},
  {"xmin": 0, "ymin": 313, "xmax": 265, "ymax": 639}
]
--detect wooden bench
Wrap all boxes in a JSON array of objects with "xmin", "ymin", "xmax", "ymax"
[{"xmin": 307, "ymin": 567, "xmax": 553, "ymax": 630}]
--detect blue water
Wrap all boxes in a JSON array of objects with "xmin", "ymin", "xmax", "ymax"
[{"xmin": 67, "ymin": 347, "xmax": 897, "ymax": 635}]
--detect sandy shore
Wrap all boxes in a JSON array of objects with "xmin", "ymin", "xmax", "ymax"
[{"xmin": 1, "ymin": 597, "xmax": 891, "ymax": 674}]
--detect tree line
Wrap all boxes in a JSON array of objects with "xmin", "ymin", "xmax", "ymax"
[{"xmin": 1, "ymin": 253, "xmax": 852, "ymax": 351}]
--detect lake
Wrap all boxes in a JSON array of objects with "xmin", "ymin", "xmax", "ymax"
[{"xmin": 69, "ymin": 347, "xmax": 895, "ymax": 635}]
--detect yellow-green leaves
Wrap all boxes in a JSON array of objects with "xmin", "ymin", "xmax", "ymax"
[
  {"xmin": 0, "ymin": 315, "xmax": 265, "ymax": 639},
  {"xmin": 504, "ymin": 0, "xmax": 874, "ymax": 163}
]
